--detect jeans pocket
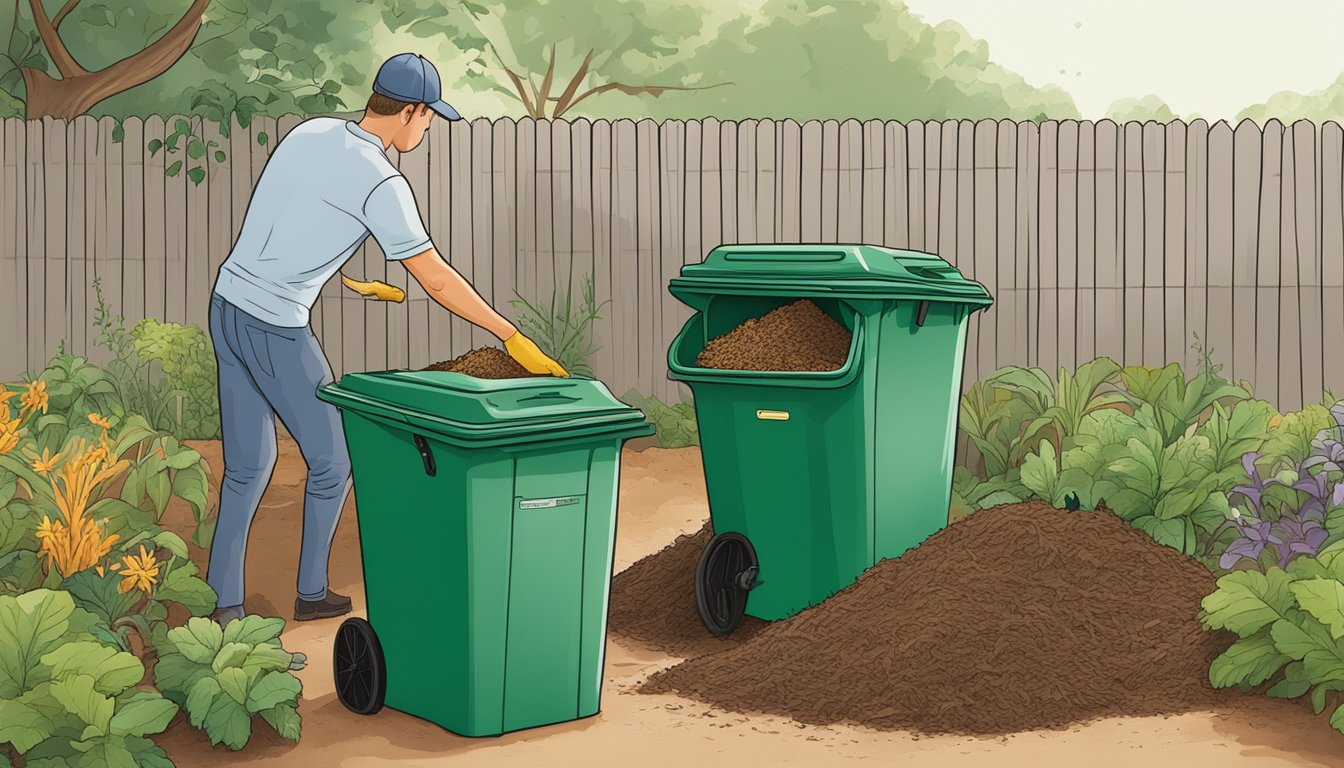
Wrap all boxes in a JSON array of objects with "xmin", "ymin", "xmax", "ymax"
[{"xmin": 245, "ymin": 327, "xmax": 278, "ymax": 378}]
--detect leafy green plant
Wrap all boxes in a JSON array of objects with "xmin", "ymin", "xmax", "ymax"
[
  {"xmin": 154, "ymin": 616, "xmax": 307, "ymax": 751},
  {"xmin": 1261, "ymin": 404, "xmax": 1335, "ymax": 473},
  {"xmin": 147, "ymin": 117, "xmax": 223, "ymax": 187},
  {"xmin": 91, "ymin": 278, "xmax": 220, "ymax": 440},
  {"xmin": 1200, "ymin": 543, "xmax": 1344, "ymax": 734},
  {"xmin": 957, "ymin": 378, "xmax": 1044, "ymax": 478},
  {"xmin": 1194, "ymin": 399, "xmax": 1278, "ymax": 487},
  {"xmin": 0, "ymin": 590, "xmax": 178, "ymax": 767},
  {"xmin": 508, "ymin": 274, "xmax": 609, "ymax": 378},
  {"xmin": 991, "ymin": 358, "xmax": 1128, "ymax": 452},
  {"xmin": 15, "ymin": 357, "xmax": 121, "ymax": 454},
  {"xmin": 950, "ymin": 466, "xmax": 1029, "ymax": 518},
  {"xmin": 1018, "ymin": 408, "xmax": 1137, "ymax": 511},
  {"xmin": 623, "ymin": 391, "xmax": 698, "ymax": 448},
  {"xmin": 1119, "ymin": 363, "xmax": 1250, "ymax": 445}
]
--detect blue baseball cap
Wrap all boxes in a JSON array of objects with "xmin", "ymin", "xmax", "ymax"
[{"xmin": 372, "ymin": 53, "xmax": 462, "ymax": 121}]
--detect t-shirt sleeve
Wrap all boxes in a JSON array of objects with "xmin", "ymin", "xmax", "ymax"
[{"xmin": 359, "ymin": 175, "xmax": 434, "ymax": 261}]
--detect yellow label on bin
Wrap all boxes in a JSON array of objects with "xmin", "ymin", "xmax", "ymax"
[{"xmin": 756, "ymin": 410, "xmax": 790, "ymax": 421}]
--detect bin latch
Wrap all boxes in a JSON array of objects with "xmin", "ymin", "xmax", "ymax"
[
  {"xmin": 914, "ymin": 300, "xmax": 931, "ymax": 328},
  {"xmin": 412, "ymin": 434, "xmax": 436, "ymax": 477}
]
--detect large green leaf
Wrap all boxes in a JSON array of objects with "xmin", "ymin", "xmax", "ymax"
[
  {"xmin": 212, "ymin": 642, "xmax": 251, "ymax": 674},
  {"xmin": 167, "ymin": 618, "xmax": 223, "ymax": 664},
  {"xmin": 260, "ymin": 702, "xmax": 301, "ymax": 742},
  {"xmin": 1270, "ymin": 618, "xmax": 1344, "ymax": 682},
  {"xmin": 155, "ymin": 564, "xmax": 217, "ymax": 616},
  {"xmin": 124, "ymin": 736, "xmax": 174, "ymax": 768},
  {"xmin": 246, "ymin": 670, "xmax": 301, "ymax": 713},
  {"xmin": 185, "ymin": 676, "xmax": 223, "ymax": 728},
  {"xmin": 172, "ymin": 464, "xmax": 210, "ymax": 526},
  {"xmin": 1209, "ymin": 632, "xmax": 1291, "ymax": 688},
  {"xmin": 1200, "ymin": 569, "xmax": 1299, "ymax": 636},
  {"xmin": 152, "ymin": 653, "xmax": 211, "ymax": 704},
  {"xmin": 216, "ymin": 667, "xmax": 248, "ymax": 705},
  {"xmin": 108, "ymin": 692, "xmax": 177, "ymax": 738},
  {"xmin": 71, "ymin": 736, "xmax": 138, "ymax": 768},
  {"xmin": 61, "ymin": 570, "xmax": 138, "ymax": 626},
  {"xmin": 0, "ymin": 590, "xmax": 82, "ymax": 698},
  {"xmin": 0, "ymin": 698, "xmax": 52, "ymax": 753},
  {"xmin": 40, "ymin": 642, "xmax": 143, "ymax": 696},
  {"xmin": 223, "ymin": 615, "xmax": 285, "ymax": 646},
  {"xmin": 203, "ymin": 693, "xmax": 252, "ymax": 750},
  {"xmin": 49, "ymin": 675, "xmax": 114, "ymax": 736},
  {"xmin": 1290, "ymin": 578, "xmax": 1344, "ymax": 640},
  {"xmin": 241, "ymin": 645, "xmax": 294, "ymax": 682}
]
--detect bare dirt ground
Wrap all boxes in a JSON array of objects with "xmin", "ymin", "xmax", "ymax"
[{"xmin": 154, "ymin": 435, "xmax": 1344, "ymax": 767}]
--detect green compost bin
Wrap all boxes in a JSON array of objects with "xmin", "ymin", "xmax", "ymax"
[
  {"xmin": 667, "ymin": 244, "xmax": 993, "ymax": 634},
  {"xmin": 316, "ymin": 371, "xmax": 652, "ymax": 736}
]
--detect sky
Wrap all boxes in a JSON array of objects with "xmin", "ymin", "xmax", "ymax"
[{"xmin": 901, "ymin": 0, "xmax": 1344, "ymax": 120}]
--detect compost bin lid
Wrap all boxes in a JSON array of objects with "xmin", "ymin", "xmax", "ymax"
[
  {"xmin": 668, "ymin": 244, "xmax": 993, "ymax": 306},
  {"xmin": 316, "ymin": 370, "xmax": 651, "ymax": 445}
]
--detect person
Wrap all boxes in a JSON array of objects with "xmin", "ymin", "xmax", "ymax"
[{"xmin": 205, "ymin": 53, "xmax": 567, "ymax": 627}]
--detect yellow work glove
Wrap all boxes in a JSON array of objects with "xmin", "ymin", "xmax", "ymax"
[
  {"xmin": 504, "ymin": 332, "xmax": 569, "ymax": 377},
  {"xmin": 341, "ymin": 274, "xmax": 406, "ymax": 303}
]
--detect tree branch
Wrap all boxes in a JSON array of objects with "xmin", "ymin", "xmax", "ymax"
[
  {"xmin": 555, "ymin": 79, "xmax": 733, "ymax": 119},
  {"xmin": 28, "ymin": 0, "xmax": 86, "ymax": 76},
  {"xmin": 551, "ymin": 49, "xmax": 595, "ymax": 117},
  {"xmin": 80, "ymin": 0, "xmax": 211, "ymax": 104},
  {"xmin": 52, "ymin": 0, "xmax": 81, "ymax": 29},
  {"xmin": 490, "ymin": 43, "xmax": 538, "ymax": 117},
  {"xmin": 535, "ymin": 44, "xmax": 556, "ymax": 118}
]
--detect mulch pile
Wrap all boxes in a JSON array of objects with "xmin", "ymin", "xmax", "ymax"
[
  {"xmin": 622, "ymin": 502, "xmax": 1235, "ymax": 736},
  {"xmin": 694, "ymin": 299, "xmax": 851, "ymax": 372},
  {"xmin": 424, "ymin": 347, "xmax": 537, "ymax": 379}
]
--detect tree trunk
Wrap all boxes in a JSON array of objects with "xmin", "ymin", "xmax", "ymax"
[{"xmin": 20, "ymin": 68, "xmax": 102, "ymax": 119}]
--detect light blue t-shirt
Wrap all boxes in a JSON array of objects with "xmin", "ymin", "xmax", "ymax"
[{"xmin": 213, "ymin": 117, "xmax": 434, "ymax": 327}]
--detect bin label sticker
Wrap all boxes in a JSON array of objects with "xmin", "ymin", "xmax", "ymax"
[
  {"xmin": 519, "ymin": 496, "xmax": 583, "ymax": 510},
  {"xmin": 756, "ymin": 409, "xmax": 791, "ymax": 421}
]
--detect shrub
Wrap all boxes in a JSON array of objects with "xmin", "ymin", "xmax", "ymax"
[
  {"xmin": 623, "ymin": 391, "xmax": 698, "ymax": 448},
  {"xmin": 508, "ymin": 274, "xmax": 608, "ymax": 378}
]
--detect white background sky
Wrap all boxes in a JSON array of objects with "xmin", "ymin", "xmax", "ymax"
[{"xmin": 901, "ymin": 0, "xmax": 1344, "ymax": 119}]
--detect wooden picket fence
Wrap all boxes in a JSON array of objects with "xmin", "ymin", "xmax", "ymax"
[{"xmin": 1, "ymin": 115, "xmax": 1342, "ymax": 410}]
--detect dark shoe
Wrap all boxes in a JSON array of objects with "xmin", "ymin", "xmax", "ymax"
[
  {"xmin": 294, "ymin": 591, "xmax": 352, "ymax": 622},
  {"xmin": 210, "ymin": 605, "xmax": 244, "ymax": 627}
]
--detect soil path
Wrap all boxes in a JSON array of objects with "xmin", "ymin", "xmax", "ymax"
[{"xmin": 154, "ymin": 437, "xmax": 1344, "ymax": 767}]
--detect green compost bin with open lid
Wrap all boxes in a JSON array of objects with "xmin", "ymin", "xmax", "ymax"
[
  {"xmin": 666, "ymin": 243, "xmax": 993, "ymax": 635},
  {"xmin": 315, "ymin": 370, "xmax": 652, "ymax": 736}
]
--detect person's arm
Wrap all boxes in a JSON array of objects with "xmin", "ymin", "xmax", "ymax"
[{"xmin": 401, "ymin": 248, "xmax": 515, "ymax": 341}]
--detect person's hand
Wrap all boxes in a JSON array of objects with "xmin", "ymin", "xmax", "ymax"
[{"xmin": 504, "ymin": 333, "xmax": 569, "ymax": 377}]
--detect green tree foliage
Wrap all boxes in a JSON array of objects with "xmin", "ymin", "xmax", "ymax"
[
  {"xmin": 1238, "ymin": 74, "xmax": 1344, "ymax": 124},
  {"xmin": 6, "ymin": 0, "xmax": 1080, "ymax": 122},
  {"xmin": 1106, "ymin": 94, "xmax": 1179, "ymax": 124}
]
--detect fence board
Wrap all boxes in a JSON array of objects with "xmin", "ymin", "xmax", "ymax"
[
  {"xmin": 571, "ymin": 120, "xmax": 598, "ymax": 370},
  {"xmin": 471, "ymin": 118, "xmax": 496, "ymax": 353},
  {"xmin": 884, "ymin": 121, "xmax": 908, "ymax": 248},
  {"xmin": 962, "ymin": 120, "xmax": 988, "ymax": 382},
  {"xmin": 24, "ymin": 119, "xmax": 43, "ymax": 369},
  {"xmin": 800, "ymin": 120, "xmax": 821, "ymax": 241},
  {"xmin": 1276, "ymin": 122, "xmax": 1303, "ymax": 411},
  {"xmin": 611, "ymin": 120, "xmax": 639, "ymax": 398},
  {"xmin": 67, "ymin": 118, "xmax": 87, "ymax": 356},
  {"xmin": 183, "ymin": 118, "xmax": 211, "ymax": 337},
  {"xmin": 1, "ymin": 121, "xmax": 20, "ymax": 374},
  {"xmin": 719, "ymin": 120, "xmax": 738, "ymax": 245},
  {"xmin": 1208, "ymin": 122, "xmax": 1236, "ymax": 384},
  {"xmin": 735, "ymin": 119, "xmax": 756, "ymax": 243},
  {"xmin": 43, "ymin": 119, "xmax": 67, "ymax": 357},
  {"xmin": 122, "ymin": 118, "xmax": 145, "ymax": 332},
  {"xmin": 937, "ymin": 121, "xmax": 957, "ymax": 257},
  {"xmin": 820, "ymin": 120, "xmax": 839, "ymax": 243},
  {"xmin": 636, "ymin": 118, "xmax": 658, "ymax": 396},
  {"xmin": 1163, "ymin": 121, "xmax": 1187, "ymax": 369},
  {"xmin": 1037, "ymin": 120, "xmax": 1059, "ymax": 376},
  {"xmin": 1231, "ymin": 120, "xmax": 1261, "ymax": 389},
  {"xmin": 537, "ymin": 118, "xmax": 557, "ymax": 368},
  {"xmin": 1324, "ymin": 123, "xmax": 1344, "ymax": 398},
  {"xmin": 659, "ymin": 120, "xmax": 685, "ymax": 403},
  {"xmin": 862, "ymin": 120, "xmax": 883, "ymax": 245},
  {"xmin": 1140, "ymin": 122, "xmax": 1166, "ymax": 367},
  {"xmin": 779, "ymin": 120, "xmax": 801, "ymax": 243},
  {"xmin": 1185, "ymin": 121, "xmax": 1209, "ymax": 374},
  {"xmin": 445, "ymin": 118, "xmax": 475, "ymax": 361},
  {"xmin": 163, "ymin": 116, "xmax": 188, "ymax": 327},
  {"xmin": 1094, "ymin": 121, "xmax": 1121, "ymax": 364},
  {"xmin": 95, "ymin": 116, "xmax": 120, "ymax": 364},
  {"xmin": 203, "ymin": 118, "xmax": 229, "ymax": 345},
  {"xmin": 1076, "ymin": 121, "xmax": 1097, "ymax": 364},
  {"xmin": 1256, "ymin": 121, "xmax": 1284, "ymax": 407},
  {"xmin": 755, "ymin": 119, "xmax": 776, "ymax": 243},
  {"xmin": 1292, "ymin": 121, "xmax": 1322, "ymax": 406},
  {"xmin": 1057, "ymin": 121, "xmax": 1080, "ymax": 373},
  {"xmin": 1017, "ymin": 121, "xmax": 1040, "ymax": 372},
  {"xmin": 839, "ymin": 120, "xmax": 863, "ymax": 241},
  {"xmin": 517, "ymin": 118, "xmax": 538, "ymax": 316},
  {"xmin": 1121, "ymin": 122, "xmax": 1144, "ymax": 367},
  {"xmin": 994, "ymin": 120, "xmax": 1018, "ymax": 369},
  {"xmin": 592, "ymin": 120, "xmax": 616, "ymax": 387}
]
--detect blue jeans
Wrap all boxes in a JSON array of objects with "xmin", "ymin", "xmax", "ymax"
[{"xmin": 206, "ymin": 293, "xmax": 352, "ymax": 609}]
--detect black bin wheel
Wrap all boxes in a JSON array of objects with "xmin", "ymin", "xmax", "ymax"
[
  {"xmin": 695, "ymin": 532, "xmax": 760, "ymax": 637},
  {"xmin": 334, "ymin": 617, "xmax": 386, "ymax": 715}
]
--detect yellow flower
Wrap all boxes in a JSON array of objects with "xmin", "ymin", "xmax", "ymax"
[
  {"xmin": 0, "ymin": 389, "xmax": 14, "ymax": 409},
  {"xmin": 87, "ymin": 413, "xmax": 112, "ymax": 430},
  {"xmin": 32, "ymin": 447, "xmax": 62, "ymax": 474},
  {"xmin": 19, "ymin": 380, "xmax": 48, "ymax": 416},
  {"xmin": 117, "ymin": 545, "xmax": 159, "ymax": 595},
  {"xmin": 0, "ymin": 418, "xmax": 18, "ymax": 456},
  {"xmin": 1269, "ymin": 414, "xmax": 1283, "ymax": 429}
]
